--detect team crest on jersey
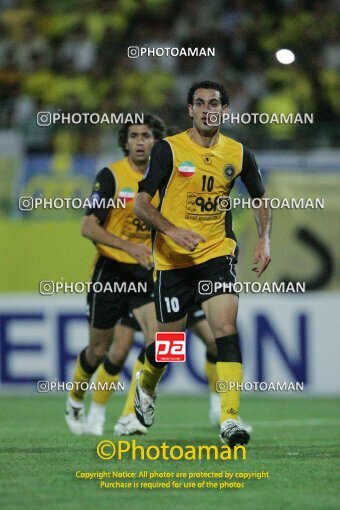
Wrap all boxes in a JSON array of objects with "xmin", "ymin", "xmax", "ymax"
[
  {"xmin": 201, "ymin": 153, "xmax": 213, "ymax": 165},
  {"xmin": 223, "ymin": 164, "xmax": 235, "ymax": 180},
  {"xmin": 118, "ymin": 187, "xmax": 135, "ymax": 202},
  {"xmin": 177, "ymin": 161, "xmax": 195, "ymax": 177}
]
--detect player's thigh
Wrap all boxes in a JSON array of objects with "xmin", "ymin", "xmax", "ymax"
[
  {"xmin": 191, "ymin": 318, "xmax": 217, "ymax": 357},
  {"xmin": 186, "ymin": 306, "xmax": 205, "ymax": 329},
  {"xmin": 132, "ymin": 301, "xmax": 158, "ymax": 346},
  {"xmin": 107, "ymin": 324, "xmax": 135, "ymax": 365},
  {"xmin": 201, "ymin": 293, "xmax": 239, "ymax": 338},
  {"xmin": 156, "ymin": 315, "xmax": 188, "ymax": 333},
  {"xmin": 88, "ymin": 325, "xmax": 114, "ymax": 358},
  {"xmin": 134, "ymin": 301, "xmax": 188, "ymax": 339},
  {"xmin": 191, "ymin": 317, "xmax": 214, "ymax": 344}
]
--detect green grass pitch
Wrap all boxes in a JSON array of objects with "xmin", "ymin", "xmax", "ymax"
[{"xmin": 1, "ymin": 394, "xmax": 339, "ymax": 510}]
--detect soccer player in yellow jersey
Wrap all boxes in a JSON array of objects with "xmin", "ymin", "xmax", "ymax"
[
  {"xmin": 65, "ymin": 114, "xmax": 166, "ymax": 435},
  {"xmin": 65, "ymin": 113, "xmax": 249, "ymax": 437},
  {"xmin": 134, "ymin": 81, "xmax": 272, "ymax": 447}
]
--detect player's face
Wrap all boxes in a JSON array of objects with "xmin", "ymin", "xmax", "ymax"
[
  {"xmin": 126, "ymin": 125, "xmax": 155, "ymax": 164},
  {"xmin": 188, "ymin": 88, "xmax": 227, "ymax": 134}
]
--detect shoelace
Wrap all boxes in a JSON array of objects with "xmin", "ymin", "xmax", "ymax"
[{"xmin": 224, "ymin": 423, "xmax": 240, "ymax": 436}]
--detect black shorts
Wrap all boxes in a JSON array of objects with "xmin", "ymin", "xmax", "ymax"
[
  {"xmin": 120, "ymin": 313, "xmax": 141, "ymax": 332},
  {"xmin": 154, "ymin": 256, "xmax": 237, "ymax": 323},
  {"xmin": 87, "ymin": 256, "xmax": 154, "ymax": 329}
]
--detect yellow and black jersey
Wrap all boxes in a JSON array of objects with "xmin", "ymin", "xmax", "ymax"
[
  {"xmin": 85, "ymin": 157, "xmax": 158, "ymax": 264},
  {"xmin": 138, "ymin": 130, "xmax": 265, "ymax": 270}
]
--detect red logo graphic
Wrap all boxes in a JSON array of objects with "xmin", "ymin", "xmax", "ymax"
[{"xmin": 155, "ymin": 332, "xmax": 186, "ymax": 362}]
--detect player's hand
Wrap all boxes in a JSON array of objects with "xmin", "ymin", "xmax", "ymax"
[
  {"xmin": 252, "ymin": 238, "xmax": 271, "ymax": 277},
  {"xmin": 166, "ymin": 226, "xmax": 206, "ymax": 252},
  {"xmin": 126, "ymin": 242, "xmax": 153, "ymax": 269}
]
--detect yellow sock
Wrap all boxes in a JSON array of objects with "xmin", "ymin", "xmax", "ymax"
[
  {"xmin": 140, "ymin": 356, "xmax": 166, "ymax": 394},
  {"xmin": 92, "ymin": 362, "xmax": 120, "ymax": 405},
  {"xmin": 121, "ymin": 358, "xmax": 144, "ymax": 416},
  {"xmin": 216, "ymin": 362, "xmax": 243, "ymax": 423},
  {"xmin": 69, "ymin": 353, "xmax": 92, "ymax": 403},
  {"xmin": 205, "ymin": 360, "xmax": 218, "ymax": 392}
]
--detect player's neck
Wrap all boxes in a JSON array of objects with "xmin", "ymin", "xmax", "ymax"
[
  {"xmin": 128, "ymin": 156, "xmax": 148, "ymax": 175},
  {"xmin": 188, "ymin": 127, "xmax": 219, "ymax": 148}
]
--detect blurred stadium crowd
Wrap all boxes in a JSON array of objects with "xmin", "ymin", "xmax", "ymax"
[{"xmin": 0, "ymin": 0, "xmax": 339, "ymax": 152}]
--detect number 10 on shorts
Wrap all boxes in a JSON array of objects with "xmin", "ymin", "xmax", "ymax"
[{"xmin": 155, "ymin": 332, "xmax": 186, "ymax": 362}]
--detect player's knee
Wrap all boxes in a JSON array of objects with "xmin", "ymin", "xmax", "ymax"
[
  {"xmin": 214, "ymin": 322, "xmax": 237, "ymax": 338},
  {"xmin": 143, "ymin": 327, "xmax": 158, "ymax": 346},
  {"xmin": 88, "ymin": 342, "xmax": 107, "ymax": 362},
  {"xmin": 108, "ymin": 346, "xmax": 128, "ymax": 366},
  {"xmin": 145, "ymin": 334, "xmax": 156, "ymax": 346}
]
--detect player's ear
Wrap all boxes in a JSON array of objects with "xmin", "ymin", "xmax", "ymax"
[
  {"xmin": 188, "ymin": 104, "xmax": 193, "ymax": 118},
  {"xmin": 222, "ymin": 104, "xmax": 228, "ymax": 113}
]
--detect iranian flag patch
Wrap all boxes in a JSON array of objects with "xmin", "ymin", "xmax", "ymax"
[
  {"xmin": 118, "ymin": 187, "xmax": 135, "ymax": 202},
  {"xmin": 177, "ymin": 161, "xmax": 195, "ymax": 177}
]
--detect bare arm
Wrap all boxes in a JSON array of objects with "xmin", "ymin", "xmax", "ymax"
[
  {"xmin": 252, "ymin": 194, "xmax": 272, "ymax": 277},
  {"xmin": 81, "ymin": 214, "xmax": 152, "ymax": 269},
  {"xmin": 134, "ymin": 192, "xmax": 205, "ymax": 252}
]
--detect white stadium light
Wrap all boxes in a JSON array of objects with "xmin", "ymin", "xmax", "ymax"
[{"xmin": 276, "ymin": 48, "xmax": 295, "ymax": 64}]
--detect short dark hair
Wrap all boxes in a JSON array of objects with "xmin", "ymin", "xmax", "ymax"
[
  {"xmin": 187, "ymin": 81, "xmax": 229, "ymax": 106},
  {"xmin": 118, "ymin": 114, "xmax": 166, "ymax": 155}
]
